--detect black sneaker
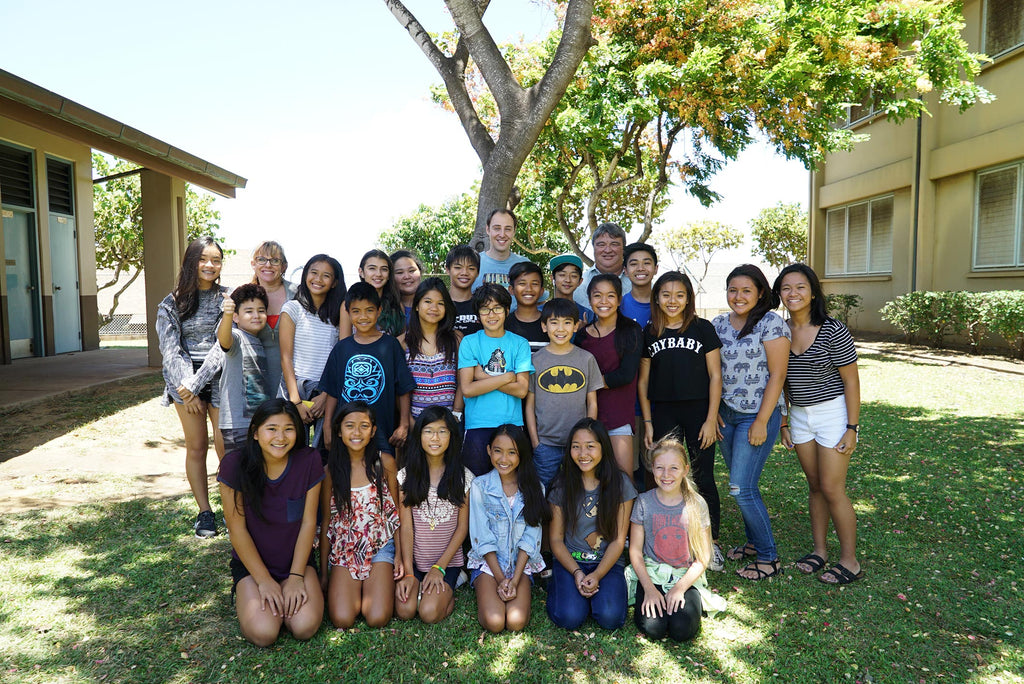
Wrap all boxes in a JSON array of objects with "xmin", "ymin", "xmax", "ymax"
[{"xmin": 194, "ymin": 510, "xmax": 218, "ymax": 539}]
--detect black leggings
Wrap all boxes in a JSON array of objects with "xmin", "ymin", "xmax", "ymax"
[
  {"xmin": 652, "ymin": 399, "xmax": 721, "ymax": 539},
  {"xmin": 634, "ymin": 583, "xmax": 702, "ymax": 642}
]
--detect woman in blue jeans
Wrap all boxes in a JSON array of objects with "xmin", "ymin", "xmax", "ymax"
[
  {"xmin": 547, "ymin": 418, "xmax": 637, "ymax": 630},
  {"xmin": 712, "ymin": 265, "xmax": 790, "ymax": 581}
]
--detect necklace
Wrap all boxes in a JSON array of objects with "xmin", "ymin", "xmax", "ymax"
[
  {"xmin": 421, "ymin": 485, "xmax": 445, "ymax": 530},
  {"xmin": 592, "ymin": 321, "xmax": 615, "ymax": 338}
]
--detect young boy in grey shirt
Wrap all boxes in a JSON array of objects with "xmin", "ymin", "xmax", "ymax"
[{"xmin": 216, "ymin": 284, "xmax": 271, "ymax": 453}]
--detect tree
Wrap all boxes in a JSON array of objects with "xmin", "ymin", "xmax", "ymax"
[
  {"xmin": 385, "ymin": 0, "xmax": 990, "ymax": 252},
  {"xmin": 750, "ymin": 202, "xmax": 808, "ymax": 269},
  {"xmin": 655, "ymin": 219, "xmax": 743, "ymax": 287},
  {"xmin": 93, "ymin": 153, "xmax": 225, "ymax": 325},
  {"xmin": 384, "ymin": 0, "xmax": 595, "ymax": 248}
]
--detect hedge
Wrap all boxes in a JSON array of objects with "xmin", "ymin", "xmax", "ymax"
[{"xmin": 879, "ymin": 290, "xmax": 1024, "ymax": 357}]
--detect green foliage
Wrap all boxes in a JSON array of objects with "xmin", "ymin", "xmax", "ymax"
[
  {"xmin": 93, "ymin": 153, "xmax": 225, "ymax": 324},
  {"xmin": 655, "ymin": 219, "xmax": 742, "ymax": 285},
  {"xmin": 880, "ymin": 290, "xmax": 1024, "ymax": 357},
  {"xmin": 377, "ymin": 192, "xmax": 476, "ymax": 273},
  {"xmin": 983, "ymin": 290, "xmax": 1024, "ymax": 359},
  {"xmin": 750, "ymin": 202, "xmax": 808, "ymax": 269},
  {"xmin": 377, "ymin": 191, "xmax": 569, "ymax": 272},
  {"xmin": 825, "ymin": 293, "xmax": 862, "ymax": 327}
]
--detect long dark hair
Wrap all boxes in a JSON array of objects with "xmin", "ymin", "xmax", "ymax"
[
  {"xmin": 650, "ymin": 271, "xmax": 697, "ymax": 336},
  {"xmin": 401, "ymin": 406, "xmax": 466, "ymax": 508},
  {"xmin": 773, "ymin": 263, "xmax": 828, "ymax": 326},
  {"xmin": 326, "ymin": 401, "xmax": 385, "ymax": 514},
  {"xmin": 727, "ymin": 264, "xmax": 780, "ymax": 338},
  {"xmin": 235, "ymin": 399, "xmax": 306, "ymax": 522},
  {"xmin": 556, "ymin": 418, "xmax": 624, "ymax": 541},
  {"xmin": 295, "ymin": 254, "xmax": 345, "ymax": 326},
  {"xmin": 174, "ymin": 237, "xmax": 222, "ymax": 320},
  {"xmin": 406, "ymin": 278, "xmax": 459, "ymax": 364},
  {"xmin": 488, "ymin": 425, "xmax": 549, "ymax": 527},
  {"xmin": 585, "ymin": 273, "xmax": 642, "ymax": 361},
  {"xmin": 360, "ymin": 249, "xmax": 404, "ymax": 336}
]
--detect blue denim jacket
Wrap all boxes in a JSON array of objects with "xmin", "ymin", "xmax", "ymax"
[{"xmin": 467, "ymin": 470, "xmax": 543, "ymax": 577}]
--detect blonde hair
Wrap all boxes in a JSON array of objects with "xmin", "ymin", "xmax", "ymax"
[
  {"xmin": 250, "ymin": 241, "xmax": 288, "ymax": 285},
  {"xmin": 646, "ymin": 435, "xmax": 711, "ymax": 569}
]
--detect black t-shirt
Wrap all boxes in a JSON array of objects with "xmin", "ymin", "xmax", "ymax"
[
  {"xmin": 505, "ymin": 313, "xmax": 547, "ymax": 353},
  {"xmin": 452, "ymin": 298, "xmax": 482, "ymax": 336},
  {"xmin": 643, "ymin": 318, "xmax": 722, "ymax": 401}
]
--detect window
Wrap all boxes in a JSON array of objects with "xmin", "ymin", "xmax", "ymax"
[
  {"xmin": 46, "ymin": 158, "xmax": 74, "ymax": 216},
  {"xmin": 974, "ymin": 161, "xmax": 1023, "ymax": 269},
  {"xmin": 825, "ymin": 195, "xmax": 893, "ymax": 276},
  {"xmin": 845, "ymin": 90, "xmax": 881, "ymax": 127},
  {"xmin": 0, "ymin": 144, "xmax": 34, "ymax": 208},
  {"xmin": 984, "ymin": 0, "xmax": 1024, "ymax": 58}
]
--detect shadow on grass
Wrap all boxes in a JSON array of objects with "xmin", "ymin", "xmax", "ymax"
[
  {"xmin": 0, "ymin": 374, "xmax": 164, "ymax": 464},
  {"xmin": 0, "ymin": 396, "xmax": 1022, "ymax": 682}
]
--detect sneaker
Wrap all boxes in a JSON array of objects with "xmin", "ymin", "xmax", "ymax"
[
  {"xmin": 194, "ymin": 510, "xmax": 218, "ymax": 539},
  {"xmin": 709, "ymin": 543, "xmax": 725, "ymax": 572}
]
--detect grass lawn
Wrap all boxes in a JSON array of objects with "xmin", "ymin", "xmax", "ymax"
[{"xmin": 1, "ymin": 350, "xmax": 1022, "ymax": 683}]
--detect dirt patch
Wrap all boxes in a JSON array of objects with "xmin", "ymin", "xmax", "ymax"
[{"xmin": 0, "ymin": 375, "xmax": 217, "ymax": 514}]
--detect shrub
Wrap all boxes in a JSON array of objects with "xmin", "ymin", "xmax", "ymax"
[
  {"xmin": 880, "ymin": 291, "xmax": 933, "ymax": 342},
  {"xmin": 962, "ymin": 291, "xmax": 990, "ymax": 354},
  {"xmin": 826, "ymin": 293, "xmax": 862, "ymax": 327},
  {"xmin": 983, "ymin": 291, "xmax": 1024, "ymax": 359}
]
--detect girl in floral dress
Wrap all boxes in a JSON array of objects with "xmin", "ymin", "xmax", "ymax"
[{"xmin": 320, "ymin": 401, "xmax": 404, "ymax": 628}]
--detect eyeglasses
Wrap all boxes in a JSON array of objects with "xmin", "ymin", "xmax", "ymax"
[
  {"xmin": 255, "ymin": 256, "xmax": 283, "ymax": 266},
  {"xmin": 479, "ymin": 306, "xmax": 506, "ymax": 316},
  {"xmin": 422, "ymin": 428, "xmax": 451, "ymax": 438}
]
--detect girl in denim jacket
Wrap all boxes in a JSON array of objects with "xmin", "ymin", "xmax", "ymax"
[{"xmin": 467, "ymin": 425, "xmax": 549, "ymax": 632}]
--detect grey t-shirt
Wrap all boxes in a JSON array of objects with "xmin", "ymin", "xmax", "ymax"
[
  {"xmin": 630, "ymin": 489, "xmax": 710, "ymax": 568},
  {"xmin": 218, "ymin": 328, "xmax": 270, "ymax": 431},
  {"xmin": 713, "ymin": 310, "xmax": 790, "ymax": 413},
  {"xmin": 527, "ymin": 346, "xmax": 604, "ymax": 446},
  {"xmin": 549, "ymin": 471, "xmax": 637, "ymax": 564}
]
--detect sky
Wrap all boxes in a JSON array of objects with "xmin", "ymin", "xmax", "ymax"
[{"xmin": 0, "ymin": 0, "xmax": 807, "ymax": 282}]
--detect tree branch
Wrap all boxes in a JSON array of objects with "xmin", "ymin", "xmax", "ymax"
[
  {"xmin": 556, "ymin": 160, "xmax": 592, "ymax": 266},
  {"xmin": 445, "ymin": 0, "xmax": 525, "ymax": 117},
  {"xmin": 102, "ymin": 266, "xmax": 142, "ymax": 324},
  {"xmin": 384, "ymin": 0, "xmax": 495, "ymax": 162}
]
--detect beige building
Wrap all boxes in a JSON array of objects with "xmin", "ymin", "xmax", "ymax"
[
  {"xmin": 809, "ymin": 0, "xmax": 1024, "ymax": 336},
  {"xmin": 0, "ymin": 70, "xmax": 246, "ymax": 365}
]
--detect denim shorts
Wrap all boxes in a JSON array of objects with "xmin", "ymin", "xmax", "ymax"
[
  {"xmin": 789, "ymin": 395, "xmax": 848, "ymax": 448},
  {"xmin": 372, "ymin": 538, "xmax": 396, "ymax": 565}
]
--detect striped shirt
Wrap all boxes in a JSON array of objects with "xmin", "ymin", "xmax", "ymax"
[
  {"xmin": 397, "ymin": 467, "xmax": 474, "ymax": 572},
  {"xmin": 280, "ymin": 299, "xmax": 338, "ymax": 382},
  {"xmin": 407, "ymin": 350, "xmax": 458, "ymax": 417},
  {"xmin": 785, "ymin": 318, "xmax": 857, "ymax": 407}
]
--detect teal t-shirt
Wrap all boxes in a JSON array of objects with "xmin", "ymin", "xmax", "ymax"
[{"xmin": 458, "ymin": 330, "xmax": 534, "ymax": 430}]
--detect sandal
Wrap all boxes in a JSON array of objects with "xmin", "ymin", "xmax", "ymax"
[
  {"xmin": 793, "ymin": 553, "xmax": 827, "ymax": 574},
  {"xmin": 736, "ymin": 559, "xmax": 783, "ymax": 581},
  {"xmin": 727, "ymin": 543, "xmax": 757, "ymax": 561},
  {"xmin": 819, "ymin": 563, "xmax": 864, "ymax": 585}
]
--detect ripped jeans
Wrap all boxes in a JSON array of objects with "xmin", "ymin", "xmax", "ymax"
[{"xmin": 717, "ymin": 404, "xmax": 782, "ymax": 561}]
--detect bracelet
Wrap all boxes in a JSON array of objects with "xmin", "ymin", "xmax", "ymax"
[
  {"xmin": 573, "ymin": 568, "xmax": 585, "ymax": 577},
  {"xmin": 431, "ymin": 564, "xmax": 446, "ymax": 577},
  {"xmin": 395, "ymin": 573, "xmax": 407, "ymax": 580},
  {"xmin": 643, "ymin": 420, "xmax": 653, "ymax": 424},
  {"xmin": 780, "ymin": 424, "xmax": 789, "ymax": 429},
  {"xmin": 289, "ymin": 572, "xmax": 304, "ymax": 579}
]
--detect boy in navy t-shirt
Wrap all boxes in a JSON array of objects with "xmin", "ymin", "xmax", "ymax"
[
  {"xmin": 445, "ymin": 244, "xmax": 482, "ymax": 336},
  {"xmin": 319, "ymin": 282, "xmax": 415, "ymax": 454},
  {"xmin": 503, "ymin": 261, "xmax": 548, "ymax": 353}
]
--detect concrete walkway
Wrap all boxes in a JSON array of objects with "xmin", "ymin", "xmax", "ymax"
[{"xmin": 0, "ymin": 347, "xmax": 157, "ymax": 411}]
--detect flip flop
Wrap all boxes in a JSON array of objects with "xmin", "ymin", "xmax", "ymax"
[
  {"xmin": 819, "ymin": 563, "xmax": 864, "ymax": 585},
  {"xmin": 727, "ymin": 543, "xmax": 757, "ymax": 561},
  {"xmin": 794, "ymin": 553, "xmax": 827, "ymax": 574}
]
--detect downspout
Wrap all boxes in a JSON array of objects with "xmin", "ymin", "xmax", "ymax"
[{"xmin": 910, "ymin": 113, "xmax": 922, "ymax": 292}]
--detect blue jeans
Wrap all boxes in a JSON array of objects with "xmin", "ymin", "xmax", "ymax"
[
  {"xmin": 717, "ymin": 404, "xmax": 782, "ymax": 561},
  {"xmin": 533, "ymin": 443, "xmax": 564, "ymax": 488},
  {"xmin": 546, "ymin": 559, "xmax": 627, "ymax": 631}
]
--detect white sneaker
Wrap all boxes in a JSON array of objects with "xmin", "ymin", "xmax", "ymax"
[{"xmin": 709, "ymin": 543, "xmax": 726, "ymax": 572}]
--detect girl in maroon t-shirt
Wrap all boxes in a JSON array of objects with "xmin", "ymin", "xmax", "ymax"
[{"xmin": 218, "ymin": 399, "xmax": 324, "ymax": 647}]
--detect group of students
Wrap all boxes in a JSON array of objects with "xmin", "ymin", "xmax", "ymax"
[{"xmin": 157, "ymin": 209, "xmax": 863, "ymax": 648}]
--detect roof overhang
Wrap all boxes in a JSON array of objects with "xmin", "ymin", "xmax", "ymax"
[{"xmin": 0, "ymin": 69, "xmax": 247, "ymax": 198}]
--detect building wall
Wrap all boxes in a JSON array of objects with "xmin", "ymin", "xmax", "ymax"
[
  {"xmin": 809, "ymin": 0, "xmax": 1024, "ymax": 342},
  {"xmin": 0, "ymin": 116, "xmax": 98, "ymax": 358}
]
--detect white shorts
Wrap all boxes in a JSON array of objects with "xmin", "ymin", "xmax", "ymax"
[{"xmin": 789, "ymin": 395, "xmax": 848, "ymax": 448}]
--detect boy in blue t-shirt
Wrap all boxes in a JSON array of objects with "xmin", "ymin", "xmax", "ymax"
[
  {"xmin": 457, "ymin": 283, "xmax": 533, "ymax": 475},
  {"xmin": 216, "ymin": 283, "xmax": 271, "ymax": 454},
  {"xmin": 621, "ymin": 242, "xmax": 658, "ymax": 330},
  {"xmin": 319, "ymin": 282, "xmax": 415, "ymax": 454}
]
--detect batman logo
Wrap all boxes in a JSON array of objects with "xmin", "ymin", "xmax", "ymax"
[{"xmin": 537, "ymin": 365, "xmax": 586, "ymax": 393}]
